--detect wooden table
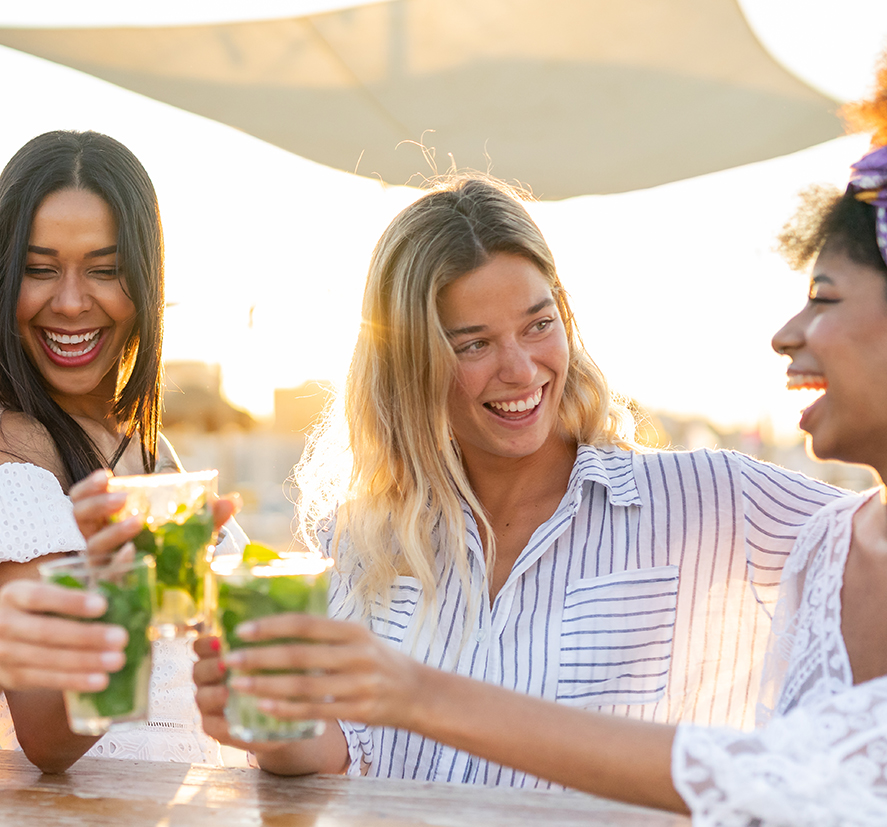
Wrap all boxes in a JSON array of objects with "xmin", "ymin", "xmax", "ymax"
[{"xmin": 0, "ymin": 750, "xmax": 691, "ymax": 826}]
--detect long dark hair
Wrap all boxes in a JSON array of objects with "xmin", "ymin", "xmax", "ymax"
[{"xmin": 0, "ymin": 130, "xmax": 164, "ymax": 486}]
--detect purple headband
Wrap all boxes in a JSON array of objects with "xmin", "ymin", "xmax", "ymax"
[{"xmin": 847, "ymin": 144, "xmax": 887, "ymax": 268}]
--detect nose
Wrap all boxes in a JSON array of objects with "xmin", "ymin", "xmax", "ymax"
[
  {"xmin": 50, "ymin": 273, "xmax": 91, "ymax": 317},
  {"xmin": 497, "ymin": 340, "xmax": 536, "ymax": 384},
  {"xmin": 771, "ymin": 309, "xmax": 805, "ymax": 356}
]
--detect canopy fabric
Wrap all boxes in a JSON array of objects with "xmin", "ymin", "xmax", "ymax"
[{"xmin": 0, "ymin": 0, "xmax": 844, "ymax": 198}]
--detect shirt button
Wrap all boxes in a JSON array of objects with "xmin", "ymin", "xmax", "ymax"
[{"xmin": 475, "ymin": 630, "xmax": 486, "ymax": 643}]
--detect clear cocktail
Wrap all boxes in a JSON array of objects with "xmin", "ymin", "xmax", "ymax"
[
  {"xmin": 214, "ymin": 547, "xmax": 332, "ymax": 742},
  {"xmin": 40, "ymin": 554, "xmax": 156, "ymax": 736},
  {"xmin": 108, "ymin": 470, "xmax": 217, "ymax": 638}
]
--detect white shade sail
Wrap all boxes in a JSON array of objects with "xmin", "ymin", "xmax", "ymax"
[{"xmin": 0, "ymin": 0, "xmax": 844, "ymax": 198}]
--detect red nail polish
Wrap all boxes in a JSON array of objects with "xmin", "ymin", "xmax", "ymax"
[
  {"xmin": 210, "ymin": 637, "xmax": 221, "ymax": 653},
  {"xmin": 218, "ymin": 660, "xmax": 227, "ymax": 675}
]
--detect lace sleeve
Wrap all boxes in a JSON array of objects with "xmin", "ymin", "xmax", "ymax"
[
  {"xmin": 0, "ymin": 462, "xmax": 85, "ymax": 563},
  {"xmin": 673, "ymin": 676, "xmax": 887, "ymax": 827}
]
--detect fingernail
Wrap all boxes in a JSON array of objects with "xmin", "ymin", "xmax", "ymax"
[
  {"xmin": 235, "ymin": 622, "xmax": 257, "ymax": 639},
  {"xmin": 257, "ymin": 699, "xmax": 276, "ymax": 712},
  {"xmin": 108, "ymin": 492, "xmax": 128, "ymax": 506},
  {"xmin": 209, "ymin": 637, "xmax": 221, "ymax": 653},
  {"xmin": 100, "ymin": 651, "xmax": 125, "ymax": 670},
  {"xmin": 104, "ymin": 626, "xmax": 127, "ymax": 646},
  {"xmin": 84, "ymin": 594, "xmax": 107, "ymax": 614},
  {"xmin": 225, "ymin": 651, "xmax": 243, "ymax": 667},
  {"xmin": 218, "ymin": 660, "xmax": 227, "ymax": 676},
  {"xmin": 86, "ymin": 673, "xmax": 107, "ymax": 689},
  {"xmin": 230, "ymin": 676, "xmax": 252, "ymax": 691}
]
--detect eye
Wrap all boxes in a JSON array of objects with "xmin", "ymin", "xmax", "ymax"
[
  {"xmin": 529, "ymin": 317, "xmax": 556, "ymax": 334},
  {"xmin": 91, "ymin": 268, "xmax": 120, "ymax": 279},
  {"xmin": 23, "ymin": 267, "xmax": 55, "ymax": 278},
  {"xmin": 807, "ymin": 293, "xmax": 839, "ymax": 305},
  {"xmin": 454, "ymin": 339, "xmax": 487, "ymax": 356}
]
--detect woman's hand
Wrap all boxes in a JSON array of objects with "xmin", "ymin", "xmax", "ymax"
[
  {"xmin": 0, "ymin": 576, "xmax": 126, "ymax": 692},
  {"xmin": 213, "ymin": 614, "xmax": 424, "ymax": 731},
  {"xmin": 70, "ymin": 469, "xmax": 239, "ymax": 561},
  {"xmin": 192, "ymin": 635, "xmax": 255, "ymax": 750}
]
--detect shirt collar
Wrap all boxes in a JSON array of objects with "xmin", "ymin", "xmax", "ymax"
[{"xmin": 565, "ymin": 444, "xmax": 642, "ymax": 509}]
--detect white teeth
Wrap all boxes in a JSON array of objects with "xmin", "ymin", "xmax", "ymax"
[
  {"xmin": 489, "ymin": 388, "xmax": 543, "ymax": 413},
  {"xmin": 45, "ymin": 330, "xmax": 100, "ymax": 345},
  {"xmin": 43, "ymin": 329, "xmax": 101, "ymax": 358},
  {"xmin": 786, "ymin": 374, "xmax": 827, "ymax": 391}
]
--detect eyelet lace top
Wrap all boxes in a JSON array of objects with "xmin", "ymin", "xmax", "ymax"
[
  {"xmin": 0, "ymin": 462, "xmax": 224, "ymax": 765},
  {"xmin": 673, "ymin": 493, "xmax": 887, "ymax": 826}
]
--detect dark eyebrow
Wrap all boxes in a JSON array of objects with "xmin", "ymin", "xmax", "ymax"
[
  {"xmin": 27, "ymin": 244, "xmax": 117, "ymax": 259},
  {"xmin": 445, "ymin": 297, "xmax": 555, "ymax": 338}
]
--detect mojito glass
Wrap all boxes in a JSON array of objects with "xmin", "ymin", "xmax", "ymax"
[
  {"xmin": 214, "ymin": 548, "xmax": 332, "ymax": 742},
  {"xmin": 108, "ymin": 470, "xmax": 217, "ymax": 638},
  {"xmin": 40, "ymin": 554, "xmax": 156, "ymax": 736}
]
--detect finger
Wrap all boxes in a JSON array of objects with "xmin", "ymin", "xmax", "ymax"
[
  {"xmin": 237, "ymin": 614, "xmax": 363, "ymax": 645},
  {"xmin": 84, "ymin": 517, "xmax": 144, "ymax": 559},
  {"xmin": 211, "ymin": 496, "xmax": 240, "ymax": 530},
  {"xmin": 0, "ymin": 664, "xmax": 112, "ymax": 693},
  {"xmin": 193, "ymin": 635, "xmax": 222, "ymax": 659},
  {"xmin": 229, "ymin": 671, "xmax": 371, "ymax": 703},
  {"xmin": 0, "ymin": 610, "xmax": 127, "ymax": 651},
  {"xmin": 224, "ymin": 642, "xmax": 359, "ymax": 674},
  {"xmin": 195, "ymin": 684, "xmax": 230, "ymax": 717},
  {"xmin": 193, "ymin": 655, "xmax": 227, "ymax": 688},
  {"xmin": 1, "ymin": 580, "xmax": 107, "ymax": 619},
  {"xmin": 68, "ymin": 468, "xmax": 113, "ymax": 502},
  {"xmin": 0, "ymin": 639, "xmax": 125, "ymax": 675}
]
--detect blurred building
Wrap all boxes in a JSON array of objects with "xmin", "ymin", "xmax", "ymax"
[{"xmin": 163, "ymin": 361, "xmax": 255, "ymax": 432}]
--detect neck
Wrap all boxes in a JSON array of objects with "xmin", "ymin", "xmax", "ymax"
[{"xmin": 462, "ymin": 434, "xmax": 578, "ymax": 513}]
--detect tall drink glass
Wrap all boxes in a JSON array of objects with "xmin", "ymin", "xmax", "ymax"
[
  {"xmin": 213, "ymin": 550, "xmax": 332, "ymax": 742},
  {"xmin": 40, "ymin": 553, "xmax": 156, "ymax": 736},
  {"xmin": 108, "ymin": 470, "xmax": 217, "ymax": 638}
]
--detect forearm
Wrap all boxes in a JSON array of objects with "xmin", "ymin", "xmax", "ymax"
[
  {"xmin": 405, "ymin": 665, "xmax": 688, "ymax": 813},
  {"xmin": 6, "ymin": 689, "xmax": 101, "ymax": 773},
  {"xmin": 253, "ymin": 721, "xmax": 350, "ymax": 776}
]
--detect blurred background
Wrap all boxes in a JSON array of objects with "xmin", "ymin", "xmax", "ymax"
[{"xmin": 1, "ymin": 0, "xmax": 886, "ymax": 547}]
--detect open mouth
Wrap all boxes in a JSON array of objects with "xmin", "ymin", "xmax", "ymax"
[
  {"xmin": 786, "ymin": 373, "xmax": 827, "ymax": 392},
  {"xmin": 42, "ymin": 329, "xmax": 102, "ymax": 359},
  {"xmin": 485, "ymin": 387, "xmax": 544, "ymax": 419}
]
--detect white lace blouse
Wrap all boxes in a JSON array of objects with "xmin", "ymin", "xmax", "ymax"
[
  {"xmin": 673, "ymin": 493, "xmax": 887, "ymax": 826},
  {"xmin": 0, "ymin": 461, "xmax": 222, "ymax": 765}
]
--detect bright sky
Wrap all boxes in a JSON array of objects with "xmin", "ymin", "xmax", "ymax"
[{"xmin": 1, "ymin": 2, "xmax": 886, "ymax": 443}]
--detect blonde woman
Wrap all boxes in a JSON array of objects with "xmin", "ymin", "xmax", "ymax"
[{"xmin": 80, "ymin": 175, "xmax": 840, "ymax": 785}]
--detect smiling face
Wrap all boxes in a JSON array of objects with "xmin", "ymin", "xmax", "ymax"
[
  {"xmin": 16, "ymin": 188, "xmax": 137, "ymax": 415},
  {"xmin": 772, "ymin": 246, "xmax": 887, "ymax": 471},
  {"xmin": 438, "ymin": 252, "xmax": 570, "ymax": 468}
]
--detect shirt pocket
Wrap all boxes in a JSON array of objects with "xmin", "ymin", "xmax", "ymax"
[
  {"xmin": 368, "ymin": 576, "xmax": 421, "ymax": 647},
  {"xmin": 557, "ymin": 565, "xmax": 679, "ymax": 707}
]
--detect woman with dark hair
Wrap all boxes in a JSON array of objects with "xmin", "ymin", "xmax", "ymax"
[{"xmin": 0, "ymin": 130, "xmax": 234, "ymax": 772}]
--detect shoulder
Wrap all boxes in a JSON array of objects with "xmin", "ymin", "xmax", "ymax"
[
  {"xmin": 0, "ymin": 460, "xmax": 85, "ymax": 563},
  {"xmin": 156, "ymin": 433, "xmax": 183, "ymax": 473},
  {"xmin": 0, "ymin": 410, "xmax": 66, "ymax": 483}
]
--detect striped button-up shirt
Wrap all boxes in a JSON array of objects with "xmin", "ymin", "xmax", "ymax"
[{"xmin": 327, "ymin": 445, "xmax": 842, "ymax": 787}]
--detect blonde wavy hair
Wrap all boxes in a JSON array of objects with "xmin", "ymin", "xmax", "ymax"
[{"xmin": 295, "ymin": 175, "xmax": 635, "ymax": 622}]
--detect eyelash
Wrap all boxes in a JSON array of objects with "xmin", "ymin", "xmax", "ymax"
[
  {"xmin": 453, "ymin": 318, "xmax": 556, "ymax": 355},
  {"xmin": 24, "ymin": 267, "xmax": 120, "ymax": 278}
]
